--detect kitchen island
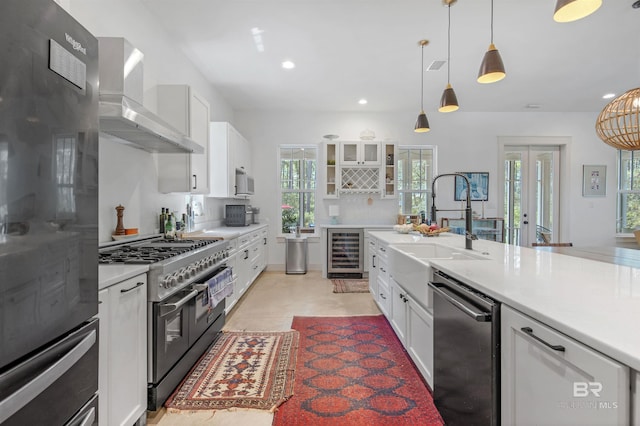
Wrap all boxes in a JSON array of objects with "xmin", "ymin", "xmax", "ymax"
[{"xmin": 368, "ymin": 230, "xmax": 640, "ymax": 425}]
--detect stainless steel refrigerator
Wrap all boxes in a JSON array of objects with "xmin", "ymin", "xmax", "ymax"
[{"xmin": 0, "ymin": 1, "xmax": 99, "ymax": 424}]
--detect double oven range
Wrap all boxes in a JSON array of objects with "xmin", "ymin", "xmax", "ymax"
[{"xmin": 99, "ymin": 236, "xmax": 231, "ymax": 410}]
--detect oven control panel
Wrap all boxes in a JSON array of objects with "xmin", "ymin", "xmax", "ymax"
[{"xmin": 157, "ymin": 247, "xmax": 230, "ymax": 296}]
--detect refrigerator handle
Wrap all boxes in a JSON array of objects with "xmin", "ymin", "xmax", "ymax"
[
  {"xmin": 0, "ymin": 329, "xmax": 96, "ymax": 424},
  {"xmin": 78, "ymin": 407, "xmax": 96, "ymax": 426}
]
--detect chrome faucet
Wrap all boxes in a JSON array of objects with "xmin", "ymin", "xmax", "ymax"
[{"xmin": 431, "ymin": 173, "xmax": 477, "ymax": 250}]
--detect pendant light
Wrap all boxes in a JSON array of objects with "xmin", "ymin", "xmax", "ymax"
[
  {"xmin": 439, "ymin": 0, "xmax": 459, "ymax": 113},
  {"xmin": 477, "ymin": 0, "xmax": 506, "ymax": 84},
  {"xmin": 595, "ymin": 88, "xmax": 640, "ymax": 150},
  {"xmin": 553, "ymin": 0, "xmax": 602, "ymax": 23},
  {"xmin": 415, "ymin": 39, "xmax": 430, "ymax": 133}
]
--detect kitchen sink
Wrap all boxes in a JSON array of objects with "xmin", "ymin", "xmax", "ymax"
[
  {"xmin": 388, "ymin": 243, "xmax": 487, "ymax": 306},
  {"xmin": 389, "ymin": 243, "xmax": 487, "ymax": 261}
]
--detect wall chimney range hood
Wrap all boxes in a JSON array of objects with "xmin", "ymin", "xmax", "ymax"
[{"xmin": 98, "ymin": 37, "xmax": 203, "ymax": 154}]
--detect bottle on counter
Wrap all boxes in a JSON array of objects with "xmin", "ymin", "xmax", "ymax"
[
  {"xmin": 159, "ymin": 208, "xmax": 166, "ymax": 234},
  {"xmin": 164, "ymin": 212, "xmax": 175, "ymax": 239}
]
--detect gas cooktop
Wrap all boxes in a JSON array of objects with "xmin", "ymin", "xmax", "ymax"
[{"xmin": 98, "ymin": 238, "xmax": 221, "ymax": 265}]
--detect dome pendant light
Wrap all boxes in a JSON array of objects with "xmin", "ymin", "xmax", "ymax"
[
  {"xmin": 415, "ymin": 39, "xmax": 431, "ymax": 133},
  {"xmin": 477, "ymin": 0, "xmax": 506, "ymax": 84},
  {"xmin": 439, "ymin": 0, "xmax": 459, "ymax": 113},
  {"xmin": 553, "ymin": 0, "xmax": 602, "ymax": 23}
]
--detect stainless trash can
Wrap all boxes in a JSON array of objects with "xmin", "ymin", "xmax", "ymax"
[{"xmin": 286, "ymin": 236, "xmax": 308, "ymax": 274}]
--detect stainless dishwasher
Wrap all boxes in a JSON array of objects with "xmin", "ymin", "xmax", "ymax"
[{"xmin": 428, "ymin": 269, "xmax": 500, "ymax": 426}]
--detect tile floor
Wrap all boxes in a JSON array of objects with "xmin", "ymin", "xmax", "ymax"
[{"xmin": 150, "ymin": 270, "xmax": 380, "ymax": 425}]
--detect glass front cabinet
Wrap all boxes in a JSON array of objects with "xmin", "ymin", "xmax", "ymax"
[{"xmin": 340, "ymin": 141, "xmax": 380, "ymax": 166}]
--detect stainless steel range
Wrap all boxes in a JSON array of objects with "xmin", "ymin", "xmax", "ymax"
[{"xmin": 99, "ymin": 236, "xmax": 232, "ymax": 410}]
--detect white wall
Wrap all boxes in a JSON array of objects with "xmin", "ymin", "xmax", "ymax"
[
  {"xmin": 236, "ymin": 110, "xmax": 619, "ymax": 268},
  {"xmin": 66, "ymin": 0, "xmax": 239, "ymax": 242}
]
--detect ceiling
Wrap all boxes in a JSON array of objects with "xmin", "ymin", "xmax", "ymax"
[{"xmin": 140, "ymin": 0, "xmax": 640, "ymax": 113}]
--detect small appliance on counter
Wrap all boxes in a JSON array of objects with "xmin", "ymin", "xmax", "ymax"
[{"xmin": 225, "ymin": 204, "xmax": 252, "ymax": 226}]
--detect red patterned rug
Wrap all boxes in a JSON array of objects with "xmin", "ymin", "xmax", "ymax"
[
  {"xmin": 165, "ymin": 330, "xmax": 299, "ymax": 412},
  {"xmin": 273, "ymin": 315, "xmax": 443, "ymax": 425}
]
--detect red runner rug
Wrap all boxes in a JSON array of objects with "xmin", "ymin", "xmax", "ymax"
[
  {"xmin": 165, "ymin": 330, "xmax": 298, "ymax": 412},
  {"xmin": 273, "ymin": 315, "xmax": 443, "ymax": 425}
]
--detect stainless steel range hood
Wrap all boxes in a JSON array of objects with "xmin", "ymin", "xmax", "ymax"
[{"xmin": 98, "ymin": 37, "xmax": 203, "ymax": 154}]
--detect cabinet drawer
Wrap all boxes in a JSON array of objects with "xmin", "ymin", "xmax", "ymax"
[
  {"xmin": 501, "ymin": 305, "xmax": 629, "ymax": 425},
  {"xmin": 377, "ymin": 277, "xmax": 390, "ymax": 316},
  {"xmin": 377, "ymin": 243, "xmax": 389, "ymax": 262},
  {"xmin": 377, "ymin": 257, "xmax": 389, "ymax": 284}
]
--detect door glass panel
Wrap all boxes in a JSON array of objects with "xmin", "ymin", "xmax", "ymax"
[
  {"xmin": 504, "ymin": 152, "xmax": 522, "ymax": 245},
  {"xmin": 342, "ymin": 143, "xmax": 357, "ymax": 162},
  {"xmin": 504, "ymin": 146, "xmax": 559, "ymax": 246},
  {"xmin": 363, "ymin": 143, "xmax": 378, "ymax": 162}
]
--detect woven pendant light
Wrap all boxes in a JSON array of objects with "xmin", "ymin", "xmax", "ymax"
[{"xmin": 595, "ymin": 88, "xmax": 640, "ymax": 150}]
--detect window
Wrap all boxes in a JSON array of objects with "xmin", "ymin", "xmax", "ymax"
[
  {"xmin": 397, "ymin": 146, "xmax": 435, "ymax": 216},
  {"xmin": 279, "ymin": 146, "xmax": 317, "ymax": 234},
  {"xmin": 617, "ymin": 150, "xmax": 640, "ymax": 233}
]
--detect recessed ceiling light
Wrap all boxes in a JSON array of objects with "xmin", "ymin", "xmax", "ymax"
[
  {"xmin": 427, "ymin": 60, "xmax": 446, "ymax": 71},
  {"xmin": 358, "ymin": 99, "xmax": 368, "ymax": 105},
  {"xmin": 281, "ymin": 60, "xmax": 295, "ymax": 69},
  {"xmin": 525, "ymin": 104, "xmax": 542, "ymax": 109},
  {"xmin": 602, "ymin": 93, "xmax": 616, "ymax": 99}
]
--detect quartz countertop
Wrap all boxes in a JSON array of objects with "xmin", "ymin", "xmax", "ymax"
[
  {"xmin": 368, "ymin": 230, "xmax": 640, "ymax": 371},
  {"xmin": 99, "ymin": 264, "xmax": 149, "ymax": 290},
  {"xmin": 316, "ymin": 224, "xmax": 394, "ymax": 229},
  {"xmin": 182, "ymin": 223, "xmax": 268, "ymax": 240}
]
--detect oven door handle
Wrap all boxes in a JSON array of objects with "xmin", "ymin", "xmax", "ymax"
[
  {"xmin": 428, "ymin": 282, "xmax": 491, "ymax": 322},
  {"xmin": 159, "ymin": 290, "xmax": 198, "ymax": 317}
]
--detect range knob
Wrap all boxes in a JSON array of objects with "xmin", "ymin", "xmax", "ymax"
[{"xmin": 168, "ymin": 276, "xmax": 177, "ymax": 287}]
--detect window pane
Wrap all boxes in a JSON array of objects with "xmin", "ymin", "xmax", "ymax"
[
  {"xmin": 279, "ymin": 145, "xmax": 317, "ymax": 233},
  {"xmin": 618, "ymin": 193, "xmax": 640, "ymax": 233},
  {"xmin": 281, "ymin": 192, "xmax": 299, "ymax": 233}
]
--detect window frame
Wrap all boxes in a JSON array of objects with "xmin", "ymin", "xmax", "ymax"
[
  {"xmin": 617, "ymin": 150, "xmax": 640, "ymax": 235},
  {"xmin": 278, "ymin": 144, "xmax": 318, "ymax": 236},
  {"xmin": 396, "ymin": 145, "xmax": 437, "ymax": 217}
]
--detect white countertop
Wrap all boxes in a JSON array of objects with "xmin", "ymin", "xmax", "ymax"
[
  {"xmin": 368, "ymin": 230, "xmax": 640, "ymax": 372},
  {"xmin": 316, "ymin": 224, "xmax": 394, "ymax": 229},
  {"xmin": 99, "ymin": 264, "xmax": 149, "ymax": 290},
  {"xmin": 183, "ymin": 223, "xmax": 268, "ymax": 240}
]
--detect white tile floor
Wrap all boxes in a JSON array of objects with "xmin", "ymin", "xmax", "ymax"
[{"xmin": 150, "ymin": 271, "xmax": 380, "ymax": 425}]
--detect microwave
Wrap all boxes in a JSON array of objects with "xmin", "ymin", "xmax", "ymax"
[
  {"xmin": 225, "ymin": 205, "xmax": 252, "ymax": 226},
  {"xmin": 235, "ymin": 168, "xmax": 254, "ymax": 196}
]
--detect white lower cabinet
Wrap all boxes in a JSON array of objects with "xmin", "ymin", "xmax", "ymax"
[
  {"xmin": 501, "ymin": 305, "xmax": 629, "ymax": 425},
  {"xmin": 405, "ymin": 293, "xmax": 433, "ymax": 388},
  {"xmin": 98, "ymin": 274, "xmax": 147, "ymax": 426},
  {"xmin": 633, "ymin": 371, "xmax": 640, "ymax": 425},
  {"xmin": 225, "ymin": 226, "xmax": 269, "ymax": 313},
  {"xmin": 388, "ymin": 278, "xmax": 433, "ymax": 388},
  {"xmin": 389, "ymin": 278, "xmax": 407, "ymax": 342}
]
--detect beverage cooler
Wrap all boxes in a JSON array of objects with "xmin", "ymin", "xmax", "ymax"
[{"xmin": 327, "ymin": 228, "xmax": 364, "ymax": 278}]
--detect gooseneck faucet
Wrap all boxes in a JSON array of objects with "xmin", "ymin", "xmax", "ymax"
[{"xmin": 431, "ymin": 173, "xmax": 477, "ymax": 250}]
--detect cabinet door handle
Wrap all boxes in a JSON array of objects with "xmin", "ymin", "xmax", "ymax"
[
  {"xmin": 372, "ymin": 254, "xmax": 376, "ymax": 268},
  {"xmin": 192, "ymin": 174, "xmax": 197, "ymax": 190},
  {"xmin": 121, "ymin": 281, "xmax": 144, "ymax": 293},
  {"xmin": 244, "ymin": 249, "xmax": 249, "ymax": 260},
  {"xmin": 520, "ymin": 327, "xmax": 566, "ymax": 352},
  {"xmin": 263, "ymin": 238, "xmax": 267, "ymax": 245},
  {"xmin": 379, "ymin": 293, "xmax": 386, "ymax": 300}
]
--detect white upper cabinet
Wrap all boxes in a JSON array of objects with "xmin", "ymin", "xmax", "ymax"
[
  {"xmin": 340, "ymin": 141, "xmax": 380, "ymax": 166},
  {"xmin": 210, "ymin": 122, "xmax": 252, "ymax": 198},
  {"xmin": 156, "ymin": 85, "xmax": 210, "ymax": 193}
]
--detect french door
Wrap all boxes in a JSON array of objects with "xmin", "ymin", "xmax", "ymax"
[{"xmin": 504, "ymin": 146, "xmax": 560, "ymax": 246}]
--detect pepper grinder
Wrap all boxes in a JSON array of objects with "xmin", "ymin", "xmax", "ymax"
[{"xmin": 114, "ymin": 205, "xmax": 125, "ymax": 235}]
